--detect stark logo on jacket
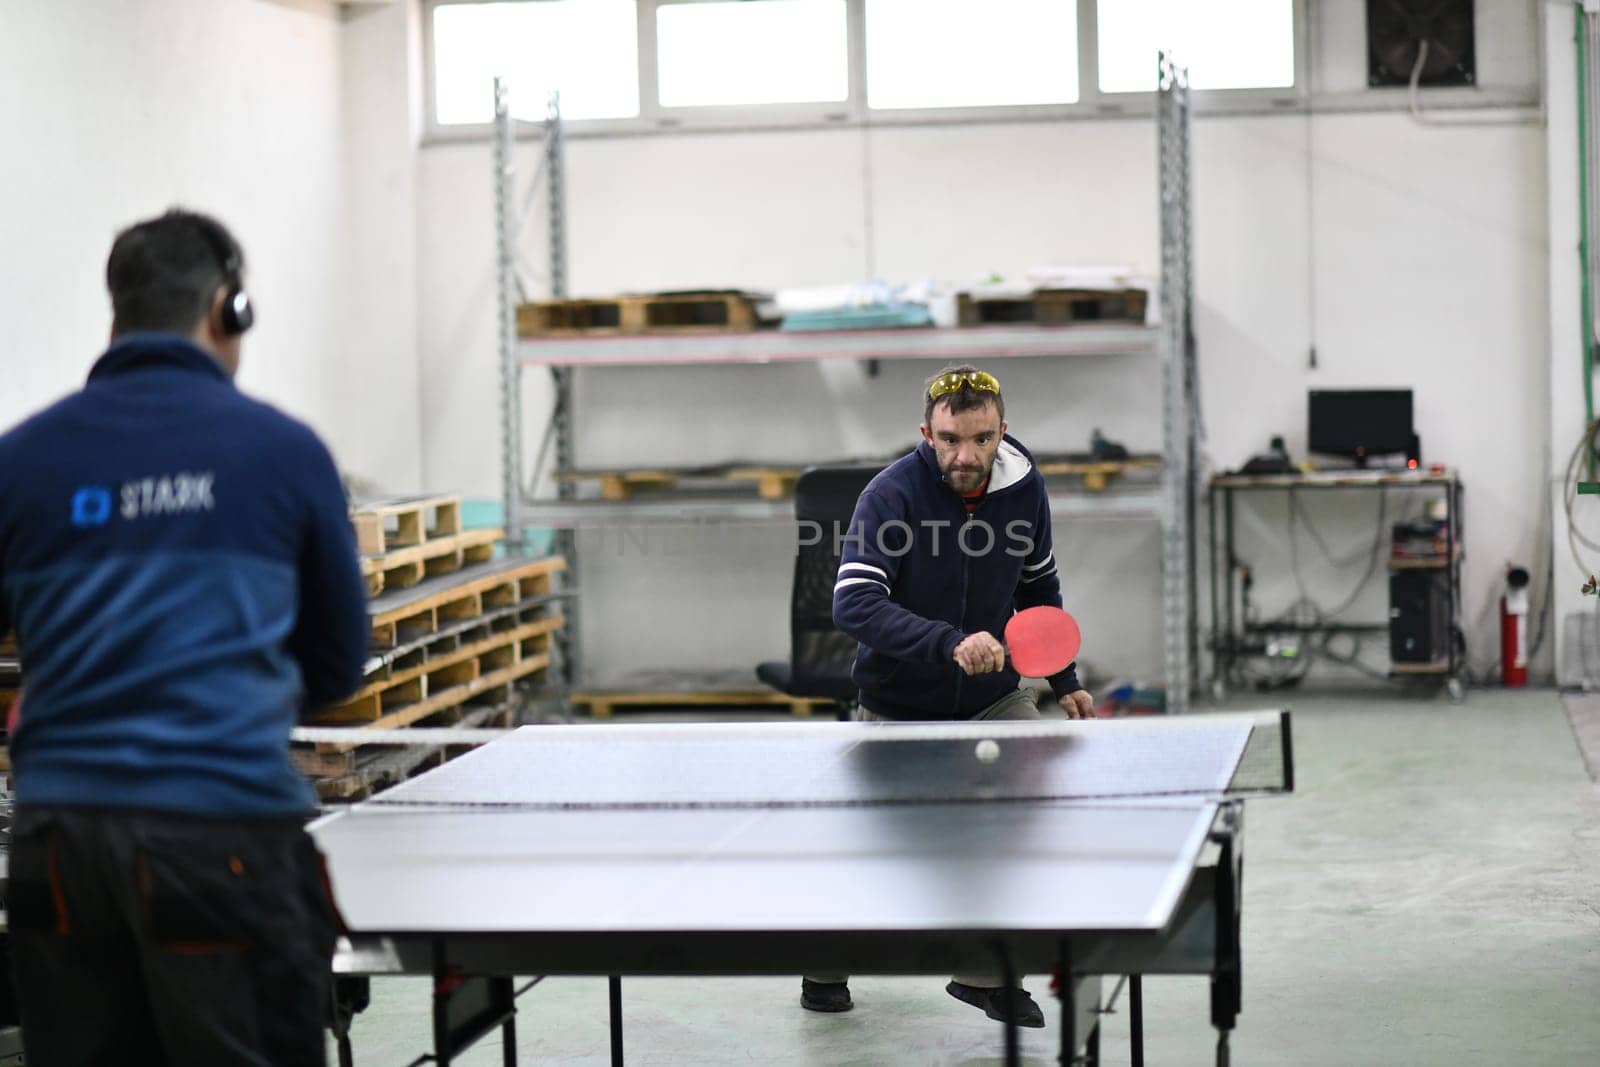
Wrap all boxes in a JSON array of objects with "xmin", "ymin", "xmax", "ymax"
[{"xmin": 119, "ymin": 472, "xmax": 216, "ymax": 520}]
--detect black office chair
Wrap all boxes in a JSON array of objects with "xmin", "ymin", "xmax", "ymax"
[{"xmin": 757, "ymin": 465, "xmax": 883, "ymax": 718}]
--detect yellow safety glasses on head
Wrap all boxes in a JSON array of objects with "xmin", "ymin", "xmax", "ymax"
[{"xmin": 926, "ymin": 370, "xmax": 1001, "ymax": 401}]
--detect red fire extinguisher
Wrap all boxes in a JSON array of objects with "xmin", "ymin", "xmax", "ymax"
[{"xmin": 1501, "ymin": 565, "xmax": 1530, "ymax": 687}]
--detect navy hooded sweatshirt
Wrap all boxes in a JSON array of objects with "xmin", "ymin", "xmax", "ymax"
[
  {"xmin": 833, "ymin": 434, "xmax": 1081, "ymax": 720},
  {"xmin": 0, "ymin": 334, "xmax": 369, "ymax": 817}
]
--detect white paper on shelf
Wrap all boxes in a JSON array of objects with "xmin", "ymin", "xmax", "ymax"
[
  {"xmin": 772, "ymin": 283, "xmax": 888, "ymax": 313},
  {"xmin": 1023, "ymin": 265, "xmax": 1147, "ymax": 290}
]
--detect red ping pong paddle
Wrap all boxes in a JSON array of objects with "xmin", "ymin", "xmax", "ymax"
[{"xmin": 1004, "ymin": 606, "xmax": 1081, "ymax": 678}]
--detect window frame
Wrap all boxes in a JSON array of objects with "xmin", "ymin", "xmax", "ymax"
[
  {"xmin": 420, "ymin": 0, "xmax": 1319, "ymax": 143},
  {"xmin": 650, "ymin": 0, "xmax": 854, "ymax": 115}
]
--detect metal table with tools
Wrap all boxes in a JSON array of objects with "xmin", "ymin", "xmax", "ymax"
[{"xmin": 313, "ymin": 712, "xmax": 1294, "ymax": 1067}]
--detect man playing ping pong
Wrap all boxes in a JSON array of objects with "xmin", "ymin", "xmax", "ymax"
[{"xmin": 801, "ymin": 364, "xmax": 1093, "ymax": 1026}]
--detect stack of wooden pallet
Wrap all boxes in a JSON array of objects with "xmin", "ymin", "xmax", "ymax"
[
  {"xmin": 1034, "ymin": 454, "xmax": 1164, "ymax": 491},
  {"xmin": 517, "ymin": 290, "xmax": 765, "ymax": 337},
  {"xmin": 557, "ymin": 463, "xmax": 802, "ymax": 501},
  {"xmin": 555, "ymin": 454, "xmax": 1162, "ymax": 501},
  {"xmin": 956, "ymin": 287, "xmax": 1149, "ymax": 326},
  {"xmin": 350, "ymin": 494, "xmax": 504, "ymax": 596},
  {"xmin": 291, "ymin": 495, "xmax": 566, "ymax": 801}
]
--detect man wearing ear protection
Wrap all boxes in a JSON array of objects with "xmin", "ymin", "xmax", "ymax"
[{"xmin": 0, "ymin": 209, "xmax": 369, "ymax": 1065}]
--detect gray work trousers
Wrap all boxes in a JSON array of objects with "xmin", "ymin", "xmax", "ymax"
[{"xmin": 806, "ymin": 686, "xmax": 1042, "ymax": 989}]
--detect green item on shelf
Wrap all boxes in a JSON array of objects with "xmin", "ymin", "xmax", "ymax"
[{"xmin": 780, "ymin": 303, "xmax": 933, "ymax": 332}]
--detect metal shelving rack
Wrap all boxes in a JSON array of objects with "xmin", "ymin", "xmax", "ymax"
[
  {"xmin": 1157, "ymin": 54, "xmax": 1197, "ymax": 714},
  {"xmin": 493, "ymin": 57, "xmax": 1198, "ymax": 710},
  {"xmin": 494, "ymin": 79, "xmax": 581, "ymax": 693},
  {"xmin": 1208, "ymin": 471, "xmax": 1466, "ymax": 701}
]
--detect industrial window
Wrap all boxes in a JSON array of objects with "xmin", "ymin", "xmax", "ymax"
[
  {"xmin": 865, "ymin": 0, "xmax": 1079, "ymax": 110},
  {"xmin": 424, "ymin": 0, "xmax": 1306, "ymax": 135},
  {"xmin": 655, "ymin": 0, "xmax": 848, "ymax": 108},
  {"xmin": 1096, "ymin": 0, "xmax": 1295, "ymax": 93},
  {"xmin": 430, "ymin": 0, "xmax": 640, "ymax": 123}
]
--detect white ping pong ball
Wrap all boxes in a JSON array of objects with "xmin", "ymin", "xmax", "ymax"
[{"xmin": 975, "ymin": 739, "xmax": 1000, "ymax": 763}]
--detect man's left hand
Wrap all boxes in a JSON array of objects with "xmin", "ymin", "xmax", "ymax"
[{"xmin": 1058, "ymin": 690, "xmax": 1095, "ymax": 720}]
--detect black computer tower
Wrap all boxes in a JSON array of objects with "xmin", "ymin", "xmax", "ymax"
[{"xmin": 1389, "ymin": 571, "xmax": 1448, "ymax": 663}]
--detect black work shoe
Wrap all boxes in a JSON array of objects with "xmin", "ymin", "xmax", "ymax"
[
  {"xmin": 945, "ymin": 981, "xmax": 1045, "ymax": 1028},
  {"xmin": 801, "ymin": 979, "xmax": 853, "ymax": 1012}
]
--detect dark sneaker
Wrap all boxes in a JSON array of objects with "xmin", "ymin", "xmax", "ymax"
[
  {"xmin": 945, "ymin": 981, "xmax": 1045, "ymax": 1028},
  {"xmin": 801, "ymin": 979, "xmax": 854, "ymax": 1013}
]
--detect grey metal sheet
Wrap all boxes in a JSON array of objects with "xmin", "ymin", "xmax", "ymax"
[
  {"xmin": 313, "ymin": 799, "xmax": 1218, "ymax": 935},
  {"xmin": 312, "ymin": 717, "xmax": 1259, "ymax": 939}
]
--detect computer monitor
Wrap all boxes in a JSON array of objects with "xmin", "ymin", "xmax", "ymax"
[{"xmin": 1307, "ymin": 389, "xmax": 1416, "ymax": 467}]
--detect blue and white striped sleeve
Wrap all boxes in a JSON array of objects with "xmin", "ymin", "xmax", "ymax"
[{"xmin": 832, "ymin": 488, "xmax": 964, "ymax": 663}]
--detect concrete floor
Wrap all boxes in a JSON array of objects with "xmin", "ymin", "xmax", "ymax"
[{"xmin": 331, "ymin": 690, "xmax": 1600, "ymax": 1066}]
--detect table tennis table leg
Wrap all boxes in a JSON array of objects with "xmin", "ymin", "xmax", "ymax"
[
  {"xmin": 501, "ymin": 1011, "xmax": 517, "ymax": 1067},
  {"xmin": 1055, "ymin": 938, "xmax": 1074, "ymax": 1067},
  {"xmin": 1129, "ymin": 975, "xmax": 1143, "ymax": 1067},
  {"xmin": 609, "ymin": 975, "xmax": 624, "ymax": 1066},
  {"xmin": 998, "ymin": 944, "xmax": 1022, "ymax": 1067},
  {"xmin": 1210, "ymin": 805, "xmax": 1243, "ymax": 1067}
]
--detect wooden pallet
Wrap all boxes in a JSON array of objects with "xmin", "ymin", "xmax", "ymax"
[
  {"xmin": 367, "ymin": 556, "xmax": 564, "ymax": 652},
  {"xmin": 956, "ymin": 288, "xmax": 1149, "ymax": 327},
  {"xmin": 310, "ymin": 614, "xmax": 562, "ymax": 729},
  {"xmin": 306, "ymin": 703, "xmax": 516, "ymax": 801},
  {"xmin": 350, "ymin": 495, "xmax": 462, "ymax": 557},
  {"xmin": 725, "ymin": 467, "xmax": 800, "ymax": 499},
  {"xmin": 518, "ymin": 291, "xmax": 760, "ymax": 337},
  {"xmin": 363, "ymin": 592, "xmax": 559, "ymax": 684},
  {"xmin": 359, "ymin": 527, "xmax": 504, "ymax": 596},
  {"xmin": 555, "ymin": 465, "xmax": 802, "ymax": 501},
  {"xmin": 571, "ymin": 689, "xmax": 831, "ymax": 720},
  {"xmin": 557, "ymin": 469, "xmax": 682, "ymax": 501},
  {"xmin": 306, "ymin": 646, "xmax": 550, "ymax": 746},
  {"xmin": 1034, "ymin": 457, "xmax": 1162, "ymax": 491}
]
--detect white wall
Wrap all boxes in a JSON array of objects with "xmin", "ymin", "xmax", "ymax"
[
  {"xmin": 338, "ymin": 0, "xmax": 427, "ymax": 494},
  {"xmin": 413, "ymin": 0, "xmax": 1553, "ymax": 690},
  {"xmin": 0, "ymin": 0, "xmax": 423, "ymax": 494}
]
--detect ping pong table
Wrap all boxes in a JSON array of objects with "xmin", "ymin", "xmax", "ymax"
[{"xmin": 313, "ymin": 711, "xmax": 1293, "ymax": 1066}]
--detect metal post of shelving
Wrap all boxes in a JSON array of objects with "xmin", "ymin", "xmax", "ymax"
[
  {"xmin": 1157, "ymin": 53, "xmax": 1195, "ymax": 714},
  {"xmin": 493, "ymin": 78, "xmax": 522, "ymax": 557},
  {"xmin": 496, "ymin": 86, "xmax": 580, "ymax": 699},
  {"xmin": 544, "ymin": 91, "xmax": 582, "ymax": 689}
]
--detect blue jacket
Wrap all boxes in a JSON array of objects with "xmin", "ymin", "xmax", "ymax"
[
  {"xmin": 0, "ymin": 334, "xmax": 369, "ymax": 816},
  {"xmin": 834, "ymin": 435, "xmax": 1080, "ymax": 720}
]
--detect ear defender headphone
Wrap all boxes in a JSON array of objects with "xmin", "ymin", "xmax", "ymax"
[{"xmin": 188, "ymin": 215, "xmax": 255, "ymax": 337}]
